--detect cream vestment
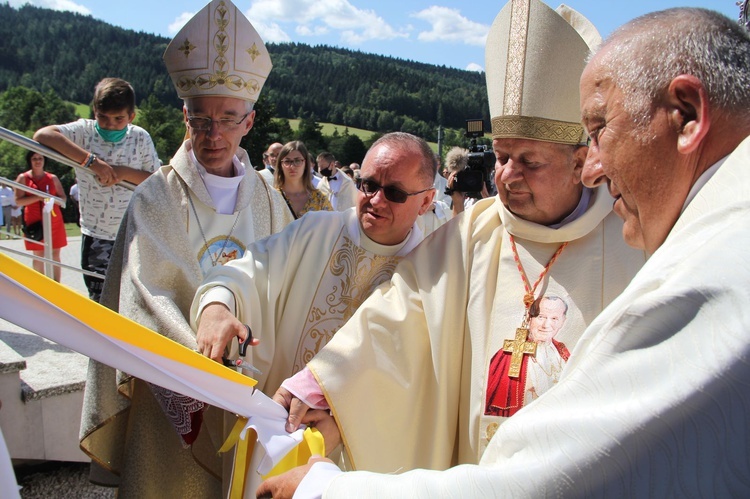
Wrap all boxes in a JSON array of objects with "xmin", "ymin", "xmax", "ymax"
[
  {"xmin": 310, "ymin": 187, "xmax": 645, "ymax": 475},
  {"xmin": 192, "ymin": 208, "xmax": 424, "ymax": 395},
  {"xmin": 319, "ymin": 133, "xmax": 750, "ymax": 498},
  {"xmin": 80, "ymin": 141, "xmax": 292, "ymax": 497}
]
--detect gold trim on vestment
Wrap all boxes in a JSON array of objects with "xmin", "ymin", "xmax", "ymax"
[
  {"xmin": 291, "ymin": 231, "xmax": 402, "ymax": 374},
  {"xmin": 503, "ymin": 0, "xmax": 530, "ymax": 115},
  {"xmin": 491, "ymin": 115, "xmax": 586, "ymax": 145}
]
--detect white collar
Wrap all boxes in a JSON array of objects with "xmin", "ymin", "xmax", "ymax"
[
  {"xmin": 343, "ymin": 208, "xmax": 424, "ymax": 257},
  {"xmin": 189, "ymin": 150, "xmax": 246, "ymax": 214}
]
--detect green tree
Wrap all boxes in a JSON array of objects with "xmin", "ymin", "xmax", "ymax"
[
  {"xmin": 133, "ymin": 94, "xmax": 184, "ymax": 163},
  {"xmin": 0, "ymin": 86, "xmax": 77, "ymax": 215},
  {"xmin": 0, "ymin": 86, "xmax": 76, "ymax": 132},
  {"xmin": 294, "ymin": 117, "xmax": 327, "ymax": 154},
  {"xmin": 0, "ymin": 132, "xmax": 30, "ymax": 180},
  {"xmin": 329, "ymin": 131, "xmax": 367, "ymax": 165},
  {"xmin": 364, "ymin": 132, "xmax": 383, "ymax": 149},
  {"xmin": 238, "ymin": 95, "xmax": 285, "ymax": 168}
]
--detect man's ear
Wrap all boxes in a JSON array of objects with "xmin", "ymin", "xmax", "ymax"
[
  {"xmin": 243, "ymin": 110, "xmax": 256, "ymax": 137},
  {"xmin": 667, "ymin": 75, "xmax": 711, "ymax": 154},
  {"xmin": 417, "ymin": 189, "xmax": 436, "ymax": 216}
]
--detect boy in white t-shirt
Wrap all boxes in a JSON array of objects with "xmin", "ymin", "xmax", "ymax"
[{"xmin": 34, "ymin": 78, "xmax": 160, "ymax": 301}]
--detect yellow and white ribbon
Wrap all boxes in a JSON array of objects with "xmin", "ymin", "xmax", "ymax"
[{"xmin": 0, "ymin": 253, "xmax": 326, "ymax": 495}]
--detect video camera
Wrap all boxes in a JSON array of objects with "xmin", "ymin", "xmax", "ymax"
[{"xmin": 451, "ymin": 119, "xmax": 495, "ymax": 197}]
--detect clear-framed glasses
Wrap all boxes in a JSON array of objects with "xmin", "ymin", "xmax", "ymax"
[
  {"xmin": 356, "ymin": 178, "xmax": 433, "ymax": 204},
  {"xmin": 187, "ymin": 113, "xmax": 249, "ymax": 132},
  {"xmin": 281, "ymin": 158, "xmax": 306, "ymax": 167}
]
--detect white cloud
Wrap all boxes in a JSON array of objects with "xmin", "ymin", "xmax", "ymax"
[
  {"xmin": 256, "ymin": 21, "xmax": 293, "ymax": 43},
  {"xmin": 465, "ymin": 62, "xmax": 484, "ymax": 73},
  {"xmin": 412, "ymin": 6, "xmax": 489, "ymax": 46},
  {"xmin": 8, "ymin": 0, "xmax": 90, "ymax": 15},
  {"xmin": 295, "ymin": 25, "xmax": 329, "ymax": 37},
  {"xmin": 246, "ymin": 0, "xmax": 408, "ymax": 45},
  {"xmin": 167, "ymin": 12, "xmax": 194, "ymax": 35}
]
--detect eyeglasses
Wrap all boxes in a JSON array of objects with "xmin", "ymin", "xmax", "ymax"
[
  {"xmin": 187, "ymin": 113, "xmax": 249, "ymax": 132},
  {"xmin": 281, "ymin": 158, "xmax": 306, "ymax": 167},
  {"xmin": 356, "ymin": 178, "xmax": 433, "ymax": 204}
]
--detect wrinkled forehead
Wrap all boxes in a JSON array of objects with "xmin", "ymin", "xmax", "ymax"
[{"xmin": 581, "ymin": 43, "xmax": 621, "ymax": 95}]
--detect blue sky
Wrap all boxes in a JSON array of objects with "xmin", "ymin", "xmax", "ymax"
[{"xmin": 9, "ymin": 0, "xmax": 739, "ymax": 71}]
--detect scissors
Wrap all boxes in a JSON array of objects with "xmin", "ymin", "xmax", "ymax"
[{"xmin": 222, "ymin": 324, "xmax": 262, "ymax": 376}]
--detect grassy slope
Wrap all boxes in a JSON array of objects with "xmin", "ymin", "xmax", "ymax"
[
  {"xmin": 287, "ymin": 119, "xmax": 439, "ymax": 151},
  {"xmin": 73, "ymin": 103, "xmax": 90, "ymax": 119}
]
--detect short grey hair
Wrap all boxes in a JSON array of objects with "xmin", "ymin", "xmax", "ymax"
[
  {"xmin": 366, "ymin": 132, "xmax": 437, "ymax": 187},
  {"xmin": 594, "ymin": 8, "xmax": 750, "ymax": 127}
]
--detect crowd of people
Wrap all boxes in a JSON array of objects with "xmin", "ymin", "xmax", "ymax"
[{"xmin": 3, "ymin": 0, "xmax": 749, "ymax": 497}]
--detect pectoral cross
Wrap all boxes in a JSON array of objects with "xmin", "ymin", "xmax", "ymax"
[{"xmin": 503, "ymin": 327, "xmax": 537, "ymax": 378}]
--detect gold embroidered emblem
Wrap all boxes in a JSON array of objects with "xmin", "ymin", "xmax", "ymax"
[
  {"xmin": 291, "ymin": 233, "xmax": 401, "ymax": 373},
  {"xmin": 492, "ymin": 116, "xmax": 586, "ymax": 145},
  {"xmin": 247, "ymin": 43, "xmax": 261, "ymax": 61},
  {"xmin": 177, "ymin": 39, "xmax": 196, "ymax": 57}
]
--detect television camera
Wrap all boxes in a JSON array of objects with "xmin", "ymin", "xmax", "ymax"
[{"xmin": 450, "ymin": 119, "xmax": 495, "ymax": 198}]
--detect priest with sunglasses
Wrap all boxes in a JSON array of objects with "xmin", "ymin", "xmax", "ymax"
[
  {"xmin": 190, "ymin": 132, "xmax": 435, "ymax": 489},
  {"xmin": 192, "ymin": 131, "xmax": 435, "ymax": 396},
  {"xmin": 259, "ymin": 1, "xmax": 646, "ymax": 496}
]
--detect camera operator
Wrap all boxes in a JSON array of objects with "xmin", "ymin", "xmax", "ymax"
[{"xmin": 444, "ymin": 146, "xmax": 490, "ymax": 216}]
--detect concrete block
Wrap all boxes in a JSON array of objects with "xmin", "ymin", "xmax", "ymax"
[{"xmin": 40, "ymin": 391, "xmax": 87, "ymax": 462}]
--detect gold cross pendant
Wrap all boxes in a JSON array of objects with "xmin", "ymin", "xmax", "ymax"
[{"xmin": 502, "ymin": 327, "xmax": 537, "ymax": 378}]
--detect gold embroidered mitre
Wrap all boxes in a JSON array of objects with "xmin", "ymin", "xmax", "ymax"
[
  {"xmin": 485, "ymin": 0, "xmax": 601, "ymax": 145},
  {"xmin": 163, "ymin": 0, "xmax": 272, "ymax": 103}
]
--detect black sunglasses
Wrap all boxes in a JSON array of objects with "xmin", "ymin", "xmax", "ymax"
[{"xmin": 356, "ymin": 178, "xmax": 433, "ymax": 204}]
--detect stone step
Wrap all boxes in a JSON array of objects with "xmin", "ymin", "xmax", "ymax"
[
  {"xmin": 0, "ymin": 321, "xmax": 89, "ymax": 462},
  {"xmin": 0, "ymin": 337, "xmax": 26, "ymax": 376},
  {"xmin": 0, "ymin": 236, "xmax": 90, "ymax": 463},
  {"xmin": 0, "ymin": 325, "xmax": 87, "ymax": 401}
]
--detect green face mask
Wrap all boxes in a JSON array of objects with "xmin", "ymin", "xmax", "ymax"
[{"xmin": 95, "ymin": 122, "xmax": 127, "ymax": 143}]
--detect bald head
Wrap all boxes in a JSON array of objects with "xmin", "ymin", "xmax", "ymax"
[{"xmin": 365, "ymin": 132, "xmax": 437, "ymax": 187}]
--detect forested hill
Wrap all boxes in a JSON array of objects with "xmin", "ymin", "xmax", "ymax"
[{"xmin": 0, "ymin": 3, "xmax": 489, "ymax": 139}]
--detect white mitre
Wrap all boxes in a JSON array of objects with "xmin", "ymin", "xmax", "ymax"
[
  {"xmin": 485, "ymin": 0, "xmax": 601, "ymax": 145},
  {"xmin": 163, "ymin": 0, "xmax": 272, "ymax": 103}
]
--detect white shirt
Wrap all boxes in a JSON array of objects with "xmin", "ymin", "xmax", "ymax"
[
  {"xmin": 57, "ymin": 119, "xmax": 159, "ymax": 240},
  {"xmin": 0, "ymin": 186, "xmax": 13, "ymax": 207}
]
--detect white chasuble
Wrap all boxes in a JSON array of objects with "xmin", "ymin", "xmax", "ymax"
[
  {"xmin": 80, "ymin": 141, "xmax": 293, "ymax": 498},
  {"xmin": 309, "ymin": 187, "xmax": 646, "ymax": 476},
  {"xmin": 192, "ymin": 208, "xmax": 423, "ymax": 396}
]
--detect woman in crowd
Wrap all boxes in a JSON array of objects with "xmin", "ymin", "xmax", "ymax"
[
  {"xmin": 274, "ymin": 141, "xmax": 332, "ymax": 219},
  {"xmin": 15, "ymin": 151, "xmax": 67, "ymax": 282}
]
